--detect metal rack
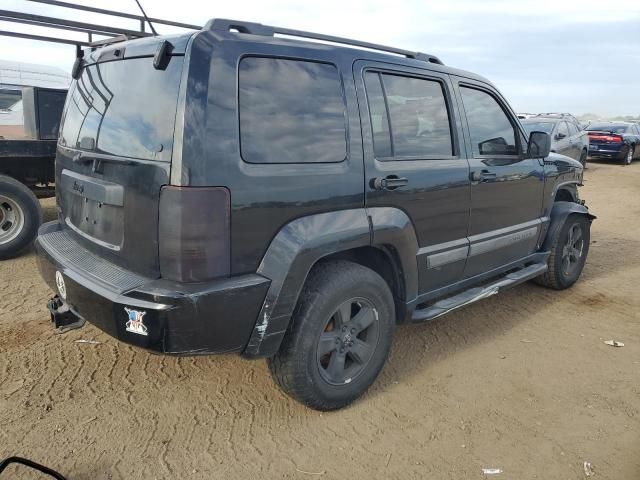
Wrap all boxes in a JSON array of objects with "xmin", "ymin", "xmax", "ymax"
[{"xmin": 0, "ymin": 0, "xmax": 200, "ymax": 47}]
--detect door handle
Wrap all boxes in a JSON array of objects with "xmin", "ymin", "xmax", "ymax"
[
  {"xmin": 470, "ymin": 170, "xmax": 496, "ymax": 182},
  {"xmin": 371, "ymin": 175, "xmax": 409, "ymax": 190}
]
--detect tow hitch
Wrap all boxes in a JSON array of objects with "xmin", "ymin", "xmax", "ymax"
[{"xmin": 47, "ymin": 296, "xmax": 85, "ymax": 333}]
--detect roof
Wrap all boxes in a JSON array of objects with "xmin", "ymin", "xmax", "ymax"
[{"xmin": 0, "ymin": 60, "xmax": 70, "ymax": 90}]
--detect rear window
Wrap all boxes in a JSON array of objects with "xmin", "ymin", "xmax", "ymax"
[
  {"xmin": 521, "ymin": 121, "xmax": 555, "ymax": 135},
  {"xmin": 60, "ymin": 56, "xmax": 184, "ymax": 161},
  {"xmin": 239, "ymin": 57, "xmax": 347, "ymax": 164},
  {"xmin": 586, "ymin": 124, "xmax": 628, "ymax": 134}
]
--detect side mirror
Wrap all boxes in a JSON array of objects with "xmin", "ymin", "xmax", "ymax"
[
  {"xmin": 527, "ymin": 131, "xmax": 551, "ymax": 158},
  {"xmin": 555, "ymin": 132, "xmax": 567, "ymax": 140}
]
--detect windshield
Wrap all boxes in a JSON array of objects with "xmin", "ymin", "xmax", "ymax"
[
  {"xmin": 521, "ymin": 121, "xmax": 555, "ymax": 135},
  {"xmin": 60, "ymin": 56, "xmax": 184, "ymax": 162},
  {"xmin": 586, "ymin": 124, "xmax": 628, "ymax": 134}
]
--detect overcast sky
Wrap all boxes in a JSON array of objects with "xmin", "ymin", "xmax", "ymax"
[{"xmin": 1, "ymin": 0, "xmax": 639, "ymax": 116}]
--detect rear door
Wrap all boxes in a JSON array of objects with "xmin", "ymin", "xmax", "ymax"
[
  {"xmin": 553, "ymin": 121, "xmax": 573, "ymax": 158},
  {"xmin": 566, "ymin": 121, "xmax": 583, "ymax": 160},
  {"xmin": 355, "ymin": 61, "xmax": 471, "ymax": 293},
  {"xmin": 56, "ymin": 52, "xmax": 185, "ymax": 277},
  {"xmin": 452, "ymin": 78, "xmax": 545, "ymax": 278}
]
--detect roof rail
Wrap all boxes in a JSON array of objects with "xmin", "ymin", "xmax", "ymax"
[{"xmin": 206, "ymin": 18, "xmax": 444, "ymax": 65}]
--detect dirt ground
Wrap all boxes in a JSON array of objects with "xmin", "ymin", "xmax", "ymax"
[{"xmin": 1, "ymin": 160, "xmax": 639, "ymax": 479}]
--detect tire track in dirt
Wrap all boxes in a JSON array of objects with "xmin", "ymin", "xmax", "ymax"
[{"xmin": 2, "ymin": 168, "xmax": 640, "ymax": 479}]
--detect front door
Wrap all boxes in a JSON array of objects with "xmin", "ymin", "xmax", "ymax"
[
  {"xmin": 453, "ymin": 78, "xmax": 545, "ymax": 278},
  {"xmin": 355, "ymin": 61, "xmax": 471, "ymax": 294}
]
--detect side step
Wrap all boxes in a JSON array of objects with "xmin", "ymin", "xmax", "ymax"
[{"xmin": 411, "ymin": 263, "xmax": 548, "ymax": 323}]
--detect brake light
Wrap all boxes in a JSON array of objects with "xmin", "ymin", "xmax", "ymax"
[
  {"xmin": 588, "ymin": 133, "xmax": 623, "ymax": 143},
  {"xmin": 159, "ymin": 186, "xmax": 230, "ymax": 282}
]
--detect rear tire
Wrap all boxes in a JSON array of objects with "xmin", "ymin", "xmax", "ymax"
[
  {"xmin": 578, "ymin": 149, "xmax": 587, "ymax": 168},
  {"xmin": 268, "ymin": 260, "xmax": 395, "ymax": 411},
  {"xmin": 0, "ymin": 175, "xmax": 42, "ymax": 260},
  {"xmin": 622, "ymin": 145, "xmax": 634, "ymax": 165},
  {"xmin": 534, "ymin": 214, "xmax": 590, "ymax": 290}
]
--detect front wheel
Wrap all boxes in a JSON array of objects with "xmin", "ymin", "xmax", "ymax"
[
  {"xmin": 534, "ymin": 214, "xmax": 591, "ymax": 290},
  {"xmin": 0, "ymin": 175, "xmax": 42, "ymax": 259},
  {"xmin": 268, "ymin": 260, "xmax": 395, "ymax": 411}
]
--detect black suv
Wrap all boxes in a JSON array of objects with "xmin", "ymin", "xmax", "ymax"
[{"xmin": 36, "ymin": 20, "xmax": 594, "ymax": 410}]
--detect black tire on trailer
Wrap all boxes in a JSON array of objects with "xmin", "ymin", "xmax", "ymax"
[
  {"xmin": 0, "ymin": 175, "xmax": 43, "ymax": 259},
  {"xmin": 534, "ymin": 214, "xmax": 591, "ymax": 290},
  {"xmin": 268, "ymin": 260, "xmax": 395, "ymax": 411}
]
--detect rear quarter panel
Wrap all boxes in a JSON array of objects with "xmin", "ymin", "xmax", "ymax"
[{"xmin": 176, "ymin": 33, "xmax": 365, "ymax": 275}]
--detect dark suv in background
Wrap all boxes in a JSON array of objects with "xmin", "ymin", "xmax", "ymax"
[{"xmin": 36, "ymin": 20, "xmax": 594, "ymax": 410}]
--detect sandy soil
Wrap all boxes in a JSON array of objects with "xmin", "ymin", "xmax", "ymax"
[{"xmin": 1, "ymin": 160, "xmax": 639, "ymax": 479}]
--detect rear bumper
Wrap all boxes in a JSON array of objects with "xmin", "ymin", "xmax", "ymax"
[
  {"xmin": 588, "ymin": 144, "xmax": 626, "ymax": 159},
  {"xmin": 35, "ymin": 221, "xmax": 270, "ymax": 355}
]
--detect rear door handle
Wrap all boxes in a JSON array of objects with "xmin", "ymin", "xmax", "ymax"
[{"xmin": 371, "ymin": 176, "xmax": 409, "ymax": 190}]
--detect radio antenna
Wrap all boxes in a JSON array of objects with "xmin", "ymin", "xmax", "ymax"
[{"xmin": 133, "ymin": 0, "xmax": 157, "ymax": 35}]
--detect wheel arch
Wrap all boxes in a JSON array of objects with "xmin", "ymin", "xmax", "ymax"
[
  {"xmin": 242, "ymin": 207, "xmax": 419, "ymax": 358},
  {"xmin": 541, "ymin": 201, "xmax": 596, "ymax": 252}
]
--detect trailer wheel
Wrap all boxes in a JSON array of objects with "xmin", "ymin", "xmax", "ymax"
[{"xmin": 0, "ymin": 175, "xmax": 42, "ymax": 259}]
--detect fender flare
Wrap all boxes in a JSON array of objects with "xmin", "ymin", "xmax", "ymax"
[
  {"xmin": 541, "ymin": 201, "xmax": 596, "ymax": 251},
  {"xmin": 242, "ymin": 207, "xmax": 419, "ymax": 358}
]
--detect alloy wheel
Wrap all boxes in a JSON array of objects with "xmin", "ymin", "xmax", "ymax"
[
  {"xmin": 561, "ymin": 222, "xmax": 584, "ymax": 277},
  {"xmin": 316, "ymin": 298, "xmax": 380, "ymax": 385}
]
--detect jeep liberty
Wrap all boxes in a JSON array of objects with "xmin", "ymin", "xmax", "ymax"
[{"xmin": 36, "ymin": 19, "xmax": 594, "ymax": 410}]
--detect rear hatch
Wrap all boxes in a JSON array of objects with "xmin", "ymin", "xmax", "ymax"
[
  {"xmin": 587, "ymin": 127, "xmax": 626, "ymax": 152},
  {"xmin": 56, "ymin": 38, "xmax": 186, "ymax": 278}
]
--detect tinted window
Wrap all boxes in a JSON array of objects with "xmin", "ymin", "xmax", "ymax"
[
  {"xmin": 37, "ymin": 90, "xmax": 66, "ymax": 140},
  {"xmin": 522, "ymin": 121, "xmax": 554, "ymax": 135},
  {"xmin": 239, "ymin": 58, "xmax": 346, "ymax": 164},
  {"xmin": 556, "ymin": 121, "xmax": 569, "ymax": 138},
  {"xmin": 460, "ymin": 87, "xmax": 517, "ymax": 156},
  {"xmin": 363, "ymin": 73, "xmax": 391, "ymax": 157},
  {"xmin": 567, "ymin": 122, "xmax": 579, "ymax": 136},
  {"xmin": 586, "ymin": 124, "xmax": 628, "ymax": 134},
  {"xmin": 0, "ymin": 89, "xmax": 21, "ymax": 109},
  {"xmin": 60, "ymin": 56, "xmax": 184, "ymax": 161},
  {"xmin": 364, "ymin": 72, "xmax": 453, "ymax": 158},
  {"xmin": 0, "ymin": 89, "xmax": 24, "ymax": 139}
]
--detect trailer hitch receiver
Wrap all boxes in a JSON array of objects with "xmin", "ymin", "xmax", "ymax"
[{"xmin": 47, "ymin": 296, "xmax": 85, "ymax": 332}]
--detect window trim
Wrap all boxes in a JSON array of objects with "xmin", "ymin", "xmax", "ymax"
[
  {"xmin": 363, "ymin": 67, "xmax": 459, "ymax": 162},
  {"xmin": 236, "ymin": 54, "xmax": 349, "ymax": 165},
  {"xmin": 458, "ymin": 82, "xmax": 522, "ymax": 160}
]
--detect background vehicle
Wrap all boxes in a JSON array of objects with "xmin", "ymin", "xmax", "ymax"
[
  {"xmin": 0, "ymin": 60, "xmax": 69, "ymax": 258},
  {"xmin": 585, "ymin": 122, "xmax": 640, "ymax": 165},
  {"xmin": 521, "ymin": 114, "xmax": 588, "ymax": 165},
  {"xmin": 35, "ymin": 19, "xmax": 593, "ymax": 411}
]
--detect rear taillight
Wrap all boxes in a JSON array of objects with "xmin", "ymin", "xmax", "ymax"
[
  {"xmin": 159, "ymin": 186, "xmax": 230, "ymax": 282},
  {"xmin": 588, "ymin": 133, "xmax": 623, "ymax": 143}
]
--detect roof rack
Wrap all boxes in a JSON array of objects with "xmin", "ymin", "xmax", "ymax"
[
  {"xmin": 0, "ymin": 0, "xmax": 200, "ymax": 48},
  {"xmin": 206, "ymin": 18, "xmax": 444, "ymax": 65}
]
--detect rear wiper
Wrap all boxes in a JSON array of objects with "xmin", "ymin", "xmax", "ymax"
[{"xmin": 72, "ymin": 151, "xmax": 137, "ymax": 173}]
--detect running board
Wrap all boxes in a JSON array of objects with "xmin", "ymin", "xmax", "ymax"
[{"xmin": 411, "ymin": 263, "xmax": 548, "ymax": 323}]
